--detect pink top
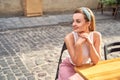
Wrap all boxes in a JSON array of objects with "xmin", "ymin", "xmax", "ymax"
[{"xmin": 69, "ymin": 31, "xmax": 94, "ymax": 65}]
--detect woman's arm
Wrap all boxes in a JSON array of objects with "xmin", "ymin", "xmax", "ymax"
[
  {"xmin": 64, "ymin": 32, "xmax": 86, "ymax": 66},
  {"xmin": 87, "ymin": 31, "xmax": 102, "ymax": 64}
]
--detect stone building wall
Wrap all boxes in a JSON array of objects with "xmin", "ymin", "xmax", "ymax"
[
  {"xmin": 0, "ymin": 0, "xmax": 23, "ymax": 16},
  {"xmin": 0, "ymin": 0, "xmax": 98, "ymax": 17},
  {"xmin": 43, "ymin": 0, "xmax": 98, "ymax": 12}
]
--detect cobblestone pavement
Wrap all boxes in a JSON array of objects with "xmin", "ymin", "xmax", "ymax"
[{"xmin": 0, "ymin": 12, "xmax": 120, "ymax": 80}]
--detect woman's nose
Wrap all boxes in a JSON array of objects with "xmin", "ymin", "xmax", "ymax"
[{"xmin": 72, "ymin": 22, "xmax": 76, "ymax": 27}]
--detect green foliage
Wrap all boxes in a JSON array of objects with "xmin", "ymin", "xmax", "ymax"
[{"xmin": 102, "ymin": 0, "xmax": 117, "ymax": 6}]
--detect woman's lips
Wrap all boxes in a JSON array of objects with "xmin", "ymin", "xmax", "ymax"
[{"xmin": 73, "ymin": 26, "xmax": 78, "ymax": 30}]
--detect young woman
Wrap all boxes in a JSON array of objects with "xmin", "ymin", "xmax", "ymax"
[{"xmin": 58, "ymin": 7, "xmax": 102, "ymax": 80}]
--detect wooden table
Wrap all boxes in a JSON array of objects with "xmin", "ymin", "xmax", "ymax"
[{"xmin": 74, "ymin": 58, "xmax": 120, "ymax": 80}]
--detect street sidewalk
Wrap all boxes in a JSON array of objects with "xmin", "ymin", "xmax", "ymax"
[{"xmin": 0, "ymin": 11, "xmax": 115, "ymax": 31}]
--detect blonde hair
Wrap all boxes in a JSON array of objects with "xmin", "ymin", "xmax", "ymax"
[{"xmin": 74, "ymin": 7, "xmax": 96, "ymax": 31}]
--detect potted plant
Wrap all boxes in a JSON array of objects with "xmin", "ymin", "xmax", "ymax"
[
  {"xmin": 101, "ymin": 0, "xmax": 120, "ymax": 16},
  {"xmin": 101, "ymin": 0, "xmax": 117, "ymax": 6}
]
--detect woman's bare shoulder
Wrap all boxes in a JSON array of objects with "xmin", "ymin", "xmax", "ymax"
[
  {"xmin": 93, "ymin": 31, "xmax": 102, "ymax": 37},
  {"xmin": 64, "ymin": 32, "xmax": 74, "ymax": 42},
  {"xmin": 92, "ymin": 31, "xmax": 102, "ymax": 43}
]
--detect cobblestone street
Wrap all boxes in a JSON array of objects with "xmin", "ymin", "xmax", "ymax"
[
  {"xmin": 0, "ymin": 12, "xmax": 120, "ymax": 80},
  {"xmin": 0, "ymin": 25, "xmax": 72, "ymax": 80}
]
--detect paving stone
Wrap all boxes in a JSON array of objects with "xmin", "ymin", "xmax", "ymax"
[
  {"xmin": 12, "ymin": 70, "xmax": 21, "ymax": 75},
  {"xmin": 24, "ymin": 72, "xmax": 33, "ymax": 77},
  {"xmin": 15, "ymin": 72, "xmax": 23, "ymax": 77},
  {"xmin": 6, "ymin": 74, "xmax": 16, "ymax": 80},
  {"xmin": 6, "ymin": 58, "xmax": 15, "ymax": 65},
  {"xmin": 27, "ymin": 75, "xmax": 36, "ymax": 80},
  {"xmin": 2, "ymin": 68, "xmax": 12, "ymax": 74},
  {"xmin": 0, "ymin": 60, "xmax": 8, "ymax": 67},
  {"xmin": 19, "ymin": 67, "xmax": 29, "ymax": 73},
  {"xmin": 10, "ymin": 65, "xmax": 19, "ymax": 70},
  {"xmin": 45, "ymin": 76, "xmax": 52, "ymax": 80},
  {"xmin": 0, "ymin": 75, "xmax": 6, "ymax": 80},
  {"xmin": 18, "ymin": 77, "xmax": 26, "ymax": 80}
]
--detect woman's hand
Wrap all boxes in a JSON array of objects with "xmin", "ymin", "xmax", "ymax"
[{"xmin": 78, "ymin": 33, "xmax": 92, "ymax": 45}]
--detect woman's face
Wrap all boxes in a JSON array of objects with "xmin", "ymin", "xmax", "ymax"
[{"xmin": 72, "ymin": 13, "xmax": 90, "ymax": 33}]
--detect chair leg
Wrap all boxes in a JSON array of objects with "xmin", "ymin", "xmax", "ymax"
[
  {"xmin": 96, "ymin": 2, "xmax": 104, "ymax": 14},
  {"xmin": 104, "ymin": 45, "xmax": 108, "ymax": 60},
  {"xmin": 112, "ymin": 8, "xmax": 116, "ymax": 16},
  {"xmin": 101, "ymin": 3, "xmax": 104, "ymax": 14},
  {"xmin": 55, "ymin": 42, "xmax": 67, "ymax": 80},
  {"xmin": 113, "ymin": 6, "xmax": 119, "ymax": 18},
  {"xmin": 55, "ymin": 60, "xmax": 62, "ymax": 80}
]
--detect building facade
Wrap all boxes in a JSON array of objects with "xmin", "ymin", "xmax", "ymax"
[{"xmin": 0, "ymin": 0, "xmax": 98, "ymax": 17}]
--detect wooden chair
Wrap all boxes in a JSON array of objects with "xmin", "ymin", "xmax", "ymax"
[
  {"xmin": 55, "ymin": 41, "xmax": 120, "ymax": 79},
  {"xmin": 55, "ymin": 42, "xmax": 67, "ymax": 80},
  {"xmin": 97, "ymin": 0, "xmax": 120, "ymax": 18},
  {"xmin": 104, "ymin": 42, "xmax": 120, "ymax": 60},
  {"xmin": 112, "ymin": 0, "xmax": 120, "ymax": 18},
  {"xmin": 96, "ymin": 0, "xmax": 104, "ymax": 14}
]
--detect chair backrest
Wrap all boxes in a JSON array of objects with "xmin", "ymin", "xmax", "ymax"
[
  {"xmin": 116, "ymin": 0, "xmax": 120, "ymax": 4},
  {"xmin": 104, "ymin": 42, "xmax": 120, "ymax": 60},
  {"xmin": 55, "ymin": 42, "xmax": 67, "ymax": 80}
]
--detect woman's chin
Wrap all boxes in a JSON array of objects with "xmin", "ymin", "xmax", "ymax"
[
  {"xmin": 73, "ymin": 30, "xmax": 81, "ymax": 32},
  {"xmin": 73, "ymin": 30, "xmax": 78, "ymax": 32},
  {"xmin": 73, "ymin": 30, "xmax": 85, "ymax": 34}
]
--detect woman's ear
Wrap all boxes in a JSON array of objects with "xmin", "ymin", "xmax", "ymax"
[
  {"xmin": 87, "ymin": 21, "xmax": 91, "ymax": 26},
  {"xmin": 86, "ymin": 21, "xmax": 91, "ymax": 27}
]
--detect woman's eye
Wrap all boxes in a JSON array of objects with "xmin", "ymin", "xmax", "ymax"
[
  {"xmin": 72, "ymin": 20, "xmax": 81, "ymax": 24},
  {"xmin": 76, "ymin": 20, "xmax": 81, "ymax": 23}
]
